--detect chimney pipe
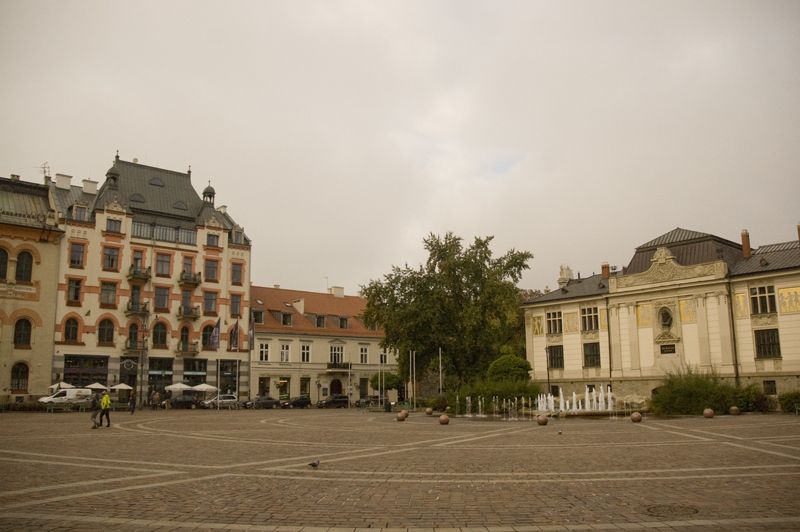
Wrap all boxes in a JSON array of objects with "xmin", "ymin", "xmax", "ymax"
[
  {"xmin": 601, "ymin": 262, "xmax": 610, "ymax": 279},
  {"xmin": 741, "ymin": 230, "xmax": 751, "ymax": 259}
]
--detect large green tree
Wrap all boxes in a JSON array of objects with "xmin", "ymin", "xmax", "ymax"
[{"xmin": 360, "ymin": 232, "xmax": 532, "ymax": 383}]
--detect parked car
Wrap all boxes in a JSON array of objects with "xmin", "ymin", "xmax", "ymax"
[
  {"xmin": 316, "ymin": 394, "xmax": 350, "ymax": 408},
  {"xmin": 281, "ymin": 395, "xmax": 311, "ymax": 409},
  {"xmin": 356, "ymin": 395, "xmax": 381, "ymax": 408},
  {"xmin": 169, "ymin": 395, "xmax": 197, "ymax": 409},
  {"xmin": 251, "ymin": 396, "xmax": 281, "ymax": 409},
  {"xmin": 200, "ymin": 394, "xmax": 239, "ymax": 409}
]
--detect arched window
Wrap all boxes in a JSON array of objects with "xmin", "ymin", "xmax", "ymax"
[
  {"xmin": 128, "ymin": 323, "xmax": 139, "ymax": 350},
  {"xmin": 98, "ymin": 319, "xmax": 115, "ymax": 343},
  {"xmin": 180, "ymin": 326, "xmax": 190, "ymax": 350},
  {"xmin": 15, "ymin": 251, "xmax": 33, "ymax": 282},
  {"xmin": 14, "ymin": 319, "xmax": 32, "ymax": 347},
  {"xmin": 152, "ymin": 323, "xmax": 168, "ymax": 347},
  {"xmin": 64, "ymin": 318, "xmax": 79, "ymax": 342},
  {"xmin": 202, "ymin": 325, "xmax": 215, "ymax": 349},
  {"xmin": 0, "ymin": 248, "xmax": 8, "ymax": 280},
  {"xmin": 11, "ymin": 363, "xmax": 29, "ymax": 393}
]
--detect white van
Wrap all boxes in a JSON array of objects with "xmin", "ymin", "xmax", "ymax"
[{"xmin": 38, "ymin": 388, "xmax": 93, "ymax": 404}]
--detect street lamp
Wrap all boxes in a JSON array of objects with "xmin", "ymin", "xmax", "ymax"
[{"xmin": 139, "ymin": 322, "xmax": 149, "ymax": 408}]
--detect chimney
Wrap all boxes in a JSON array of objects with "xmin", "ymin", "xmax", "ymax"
[
  {"xmin": 601, "ymin": 262, "xmax": 610, "ymax": 279},
  {"xmin": 217, "ymin": 205, "xmax": 227, "ymax": 214},
  {"xmin": 329, "ymin": 286, "xmax": 344, "ymax": 298},
  {"xmin": 82, "ymin": 179, "xmax": 98, "ymax": 195},
  {"xmin": 741, "ymin": 230, "xmax": 751, "ymax": 259},
  {"xmin": 44, "ymin": 175, "xmax": 52, "ymax": 186},
  {"xmin": 292, "ymin": 299, "xmax": 305, "ymax": 314},
  {"xmin": 10, "ymin": 174, "xmax": 20, "ymax": 181},
  {"xmin": 55, "ymin": 173, "xmax": 72, "ymax": 190}
]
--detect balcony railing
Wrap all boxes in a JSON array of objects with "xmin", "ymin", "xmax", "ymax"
[
  {"xmin": 327, "ymin": 362, "xmax": 352, "ymax": 370},
  {"xmin": 177, "ymin": 305, "xmax": 201, "ymax": 320},
  {"xmin": 125, "ymin": 300, "xmax": 149, "ymax": 317},
  {"xmin": 127, "ymin": 265, "xmax": 152, "ymax": 283},
  {"xmin": 176, "ymin": 341, "xmax": 200, "ymax": 357},
  {"xmin": 178, "ymin": 271, "xmax": 202, "ymax": 287}
]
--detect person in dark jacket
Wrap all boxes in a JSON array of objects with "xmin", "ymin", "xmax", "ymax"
[
  {"xmin": 128, "ymin": 393, "xmax": 136, "ymax": 415},
  {"xmin": 90, "ymin": 393, "xmax": 101, "ymax": 429}
]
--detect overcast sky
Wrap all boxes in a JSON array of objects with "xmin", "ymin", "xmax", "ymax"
[{"xmin": 1, "ymin": 1, "xmax": 798, "ymax": 294}]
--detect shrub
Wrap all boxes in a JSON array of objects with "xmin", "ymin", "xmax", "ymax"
[
  {"xmin": 650, "ymin": 368, "xmax": 736, "ymax": 415},
  {"xmin": 732, "ymin": 384, "xmax": 769, "ymax": 413},
  {"xmin": 779, "ymin": 391, "xmax": 800, "ymax": 413},
  {"xmin": 425, "ymin": 396, "xmax": 448, "ymax": 412},
  {"xmin": 486, "ymin": 354, "xmax": 531, "ymax": 382}
]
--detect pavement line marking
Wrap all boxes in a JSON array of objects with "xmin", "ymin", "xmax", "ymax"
[
  {"xmin": 269, "ymin": 446, "xmax": 423, "ymax": 470},
  {"xmin": 0, "ymin": 471, "xmax": 180, "ymax": 496},
  {"xmin": 637, "ymin": 422, "xmax": 712, "ymax": 441},
  {"xmin": 0, "ymin": 456, "xmax": 174, "ymax": 474},
  {"xmin": 720, "ymin": 440, "xmax": 800, "ymax": 461},
  {"xmin": 759, "ymin": 440, "xmax": 800, "ymax": 452}
]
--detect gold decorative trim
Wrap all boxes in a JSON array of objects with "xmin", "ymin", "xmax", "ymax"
[{"xmin": 615, "ymin": 247, "xmax": 724, "ymax": 289}]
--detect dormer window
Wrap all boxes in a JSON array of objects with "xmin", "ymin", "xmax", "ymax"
[
  {"xmin": 232, "ymin": 230, "xmax": 244, "ymax": 244},
  {"xmin": 282, "ymin": 313, "xmax": 292, "ymax": 326},
  {"xmin": 73, "ymin": 205, "xmax": 87, "ymax": 221},
  {"xmin": 106, "ymin": 218, "xmax": 122, "ymax": 233},
  {"xmin": 339, "ymin": 317, "xmax": 348, "ymax": 329},
  {"xmin": 316, "ymin": 315, "xmax": 325, "ymax": 328},
  {"xmin": 207, "ymin": 233, "xmax": 220, "ymax": 247}
]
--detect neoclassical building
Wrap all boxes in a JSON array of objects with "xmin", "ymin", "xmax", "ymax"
[
  {"xmin": 250, "ymin": 285, "xmax": 397, "ymax": 403},
  {"xmin": 48, "ymin": 155, "xmax": 252, "ymax": 403},
  {"xmin": 523, "ymin": 227, "xmax": 800, "ymax": 400},
  {"xmin": 0, "ymin": 176, "xmax": 63, "ymax": 402}
]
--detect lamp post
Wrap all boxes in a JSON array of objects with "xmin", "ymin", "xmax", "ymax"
[{"xmin": 139, "ymin": 322, "xmax": 149, "ymax": 408}]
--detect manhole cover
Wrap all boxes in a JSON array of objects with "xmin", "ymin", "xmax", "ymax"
[{"xmin": 646, "ymin": 504, "xmax": 699, "ymax": 518}]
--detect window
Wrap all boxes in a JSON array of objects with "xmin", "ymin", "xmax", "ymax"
[
  {"xmin": 202, "ymin": 325, "xmax": 216, "ymax": 349},
  {"xmin": 339, "ymin": 317, "xmax": 348, "ymax": 329},
  {"xmin": 100, "ymin": 282, "xmax": 117, "ymax": 306},
  {"xmin": 69, "ymin": 243, "xmax": 85, "ymax": 268},
  {"xmin": 181, "ymin": 289, "xmax": 192, "ymax": 311},
  {"xmin": 15, "ymin": 251, "xmax": 32, "ymax": 282},
  {"xmin": 207, "ymin": 233, "xmax": 220, "ymax": 247},
  {"xmin": 360, "ymin": 346, "xmax": 368, "ymax": 364},
  {"xmin": 259, "ymin": 343, "xmax": 270, "ymax": 362},
  {"xmin": 106, "ymin": 218, "xmax": 122, "ymax": 233},
  {"xmin": 229, "ymin": 327, "xmax": 239, "ymax": 350},
  {"xmin": 204, "ymin": 259, "xmax": 218, "ymax": 282},
  {"xmin": 0, "ymin": 248, "xmax": 6, "ymax": 279},
  {"xmin": 68, "ymin": 279, "xmax": 81, "ymax": 303},
  {"xmin": 754, "ymin": 329, "xmax": 781, "ymax": 359},
  {"xmin": 65, "ymin": 318, "xmax": 78, "ymax": 342},
  {"xmin": 102, "ymin": 247, "xmax": 119, "ymax": 271},
  {"xmin": 750, "ymin": 286, "xmax": 777, "ymax": 315},
  {"xmin": 182, "ymin": 256, "xmax": 193, "ymax": 274},
  {"xmin": 154, "ymin": 287, "xmax": 170, "ymax": 311},
  {"xmin": 253, "ymin": 310, "xmax": 264, "ymax": 324},
  {"xmin": 203, "ymin": 292, "xmax": 217, "ymax": 314},
  {"xmin": 98, "ymin": 319, "xmax": 115, "ymax": 344},
  {"xmin": 380, "ymin": 350, "xmax": 388, "ymax": 364},
  {"xmin": 14, "ymin": 319, "xmax": 32, "ymax": 347},
  {"xmin": 11, "ymin": 362, "xmax": 29, "ymax": 392},
  {"xmin": 73, "ymin": 205, "xmax": 87, "ymax": 221},
  {"xmin": 547, "ymin": 345, "xmax": 564, "ymax": 369},
  {"xmin": 581, "ymin": 307, "xmax": 599, "ymax": 332},
  {"xmin": 156, "ymin": 253, "xmax": 171, "ymax": 276},
  {"xmin": 546, "ymin": 311, "xmax": 563, "ymax": 334},
  {"xmin": 316, "ymin": 315, "xmax": 325, "ymax": 328},
  {"xmin": 231, "ymin": 263, "xmax": 243, "ymax": 285},
  {"xmin": 763, "ymin": 380, "xmax": 777, "ymax": 395},
  {"xmin": 152, "ymin": 323, "xmax": 168, "ymax": 348},
  {"xmin": 132, "ymin": 250, "xmax": 144, "ymax": 270},
  {"xmin": 583, "ymin": 342, "xmax": 601, "ymax": 367},
  {"xmin": 282, "ymin": 313, "xmax": 292, "ymax": 326},
  {"xmin": 232, "ymin": 230, "xmax": 243, "ymax": 244},
  {"xmin": 179, "ymin": 327, "xmax": 190, "ymax": 351},
  {"xmin": 281, "ymin": 344, "xmax": 290, "ymax": 362},
  {"xmin": 330, "ymin": 345, "xmax": 343, "ymax": 364},
  {"xmin": 230, "ymin": 294, "xmax": 241, "ymax": 317},
  {"xmin": 301, "ymin": 344, "xmax": 310, "ymax": 363}
]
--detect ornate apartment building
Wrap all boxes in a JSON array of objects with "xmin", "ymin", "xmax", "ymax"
[
  {"xmin": 250, "ymin": 285, "xmax": 397, "ymax": 403},
  {"xmin": 523, "ymin": 227, "xmax": 800, "ymax": 400},
  {"xmin": 0, "ymin": 176, "xmax": 63, "ymax": 401},
  {"xmin": 48, "ymin": 155, "xmax": 252, "ymax": 403}
]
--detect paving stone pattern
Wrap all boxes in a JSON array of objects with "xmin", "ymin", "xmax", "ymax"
[{"xmin": 0, "ymin": 409, "xmax": 799, "ymax": 531}]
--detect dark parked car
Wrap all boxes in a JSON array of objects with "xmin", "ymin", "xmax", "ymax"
[
  {"xmin": 251, "ymin": 396, "xmax": 281, "ymax": 409},
  {"xmin": 316, "ymin": 394, "xmax": 350, "ymax": 408},
  {"xmin": 169, "ymin": 395, "xmax": 197, "ymax": 409},
  {"xmin": 281, "ymin": 395, "xmax": 311, "ymax": 409}
]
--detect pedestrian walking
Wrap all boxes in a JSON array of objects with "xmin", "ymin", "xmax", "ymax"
[
  {"xmin": 90, "ymin": 392, "xmax": 101, "ymax": 429},
  {"xmin": 99, "ymin": 390, "xmax": 112, "ymax": 427},
  {"xmin": 154, "ymin": 391, "xmax": 161, "ymax": 410},
  {"xmin": 150, "ymin": 390, "xmax": 157, "ymax": 410},
  {"xmin": 128, "ymin": 393, "xmax": 136, "ymax": 415}
]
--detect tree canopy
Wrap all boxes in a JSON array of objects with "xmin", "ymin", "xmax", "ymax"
[
  {"xmin": 369, "ymin": 372, "xmax": 403, "ymax": 392},
  {"xmin": 486, "ymin": 354, "xmax": 532, "ymax": 382},
  {"xmin": 360, "ymin": 232, "xmax": 533, "ymax": 384}
]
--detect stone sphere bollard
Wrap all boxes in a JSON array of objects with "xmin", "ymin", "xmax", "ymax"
[
  {"xmin": 703, "ymin": 408, "xmax": 715, "ymax": 418},
  {"xmin": 536, "ymin": 415, "xmax": 549, "ymax": 426},
  {"xmin": 630, "ymin": 412, "xmax": 642, "ymax": 423},
  {"xmin": 439, "ymin": 414, "xmax": 450, "ymax": 425},
  {"xmin": 396, "ymin": 412, "xmax": 406, "ymax": 422},
  {"xmin": 400, "ymin": 409, "xmax": 409, "ymax": 418},
  {"xmin": 729, "ymin": 406, "xmax": 741, "ymax": 416},
  {"xmin": 426, "ymin": 407, "xmax": 433, "ymax": 416}
]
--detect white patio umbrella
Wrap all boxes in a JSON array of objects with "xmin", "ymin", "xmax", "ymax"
[
  {"xmin": 164, "ymin": 382, "xmax": 192, "ymax": 392},
  {"xmin": 49, "ymin": 381, "xmax": 74, "ymax": 390},
  {"xmin": 110, "ymin": 383, "xmax": 133, "ymax": 390},
  {"xmin": 191, "ymin": 383, "xmax": 218, "ymax": 392},
  {"xmin": 86, "ymin": 382, "xmax": 108, "ymax": 390}
]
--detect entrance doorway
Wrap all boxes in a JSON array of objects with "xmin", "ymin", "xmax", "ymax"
[{"xmin": 330, "ymin": 379, "xmax": 342, "ymax": 395}]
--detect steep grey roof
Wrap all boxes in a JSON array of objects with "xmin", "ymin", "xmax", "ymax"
[
  {"xmin": 0, "ymin": 177, "xmax": 59, "ymax": 230},
  {"xmin": 730, "ymin": 241, "xmax": 800, "ymax": 276},
  {"xmin": 51, "ymin": 185, "xmax": 96, "ymax": 219},
  {"xmin": 525, "ymin": 273, "xmax": 609, "ymax": 305},
  {"xmin": 626, "ymin": 227, "xmax": 742, "ymax": 274}
]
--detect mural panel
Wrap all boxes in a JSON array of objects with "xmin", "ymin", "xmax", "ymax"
[{"xmin": 778, "ymin": 287, "xmax": 800, "ymax": 315}]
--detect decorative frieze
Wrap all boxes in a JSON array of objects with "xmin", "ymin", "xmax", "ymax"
[{"xmin": 778, "ymin": 287, "xmax": 800, "ymax": 314}]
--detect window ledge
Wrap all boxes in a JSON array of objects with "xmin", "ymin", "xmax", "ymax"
[
  {"xmin": 66, "ymin": 301, "xmax": 81, "ymax": 307},
  {"xmin": 100, "ymin": 304, "xmax": 117, "ymax": 310},
  {"xmin": 13, "ymin": 345, "xmax": 32, "ymax": 350}
]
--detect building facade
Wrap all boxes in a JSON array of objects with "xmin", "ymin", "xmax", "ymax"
[
  {"xmin": 48, "ymin": 155, "xmax": 252, "ymax": 404},
  {"xmin": 250, "ymin": 285, "xmax": 398, "ymax": 403},
  {"xmin": 0, "ymin": 176, "xmax": 63, "ymax": 402},
  {"xmin": 523, "ymin": 227, "xmax": 800, "ymax": 401}
]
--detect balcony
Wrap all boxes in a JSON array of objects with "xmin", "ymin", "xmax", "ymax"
[
  {"xmin": 124, "ymin": 339, "xmax": 146, "ymax": 354},
  {"xmin": 178, "ymin": 271, "xmax": 202, "ymax": 288},
  {"xmin": 127, "ymin": 265, "xmax": 151, "ymax": 283},
  {"xmin": 125, "ymin": 300, "xmax": 149, "ymax": 317},
  {"xmin": 176, "ymin": 341, "xmax": 200, "ymax": 357},
  {"xmin": 177, "ymin": 305, "xmax": 201, "ymax": 320},
  {"xmin": 326, "ymin": 362, "xmax": 352, "ymax": 372}
]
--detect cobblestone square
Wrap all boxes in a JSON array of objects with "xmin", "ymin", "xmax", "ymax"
[{"xmin": 1, "ymin": 410, "xmax": 799, "ymax": 531}]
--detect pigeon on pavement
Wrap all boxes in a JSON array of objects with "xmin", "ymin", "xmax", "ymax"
[{"xmin": 308, "ymin": 460, "xmax": 320, "ymax": 469}]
